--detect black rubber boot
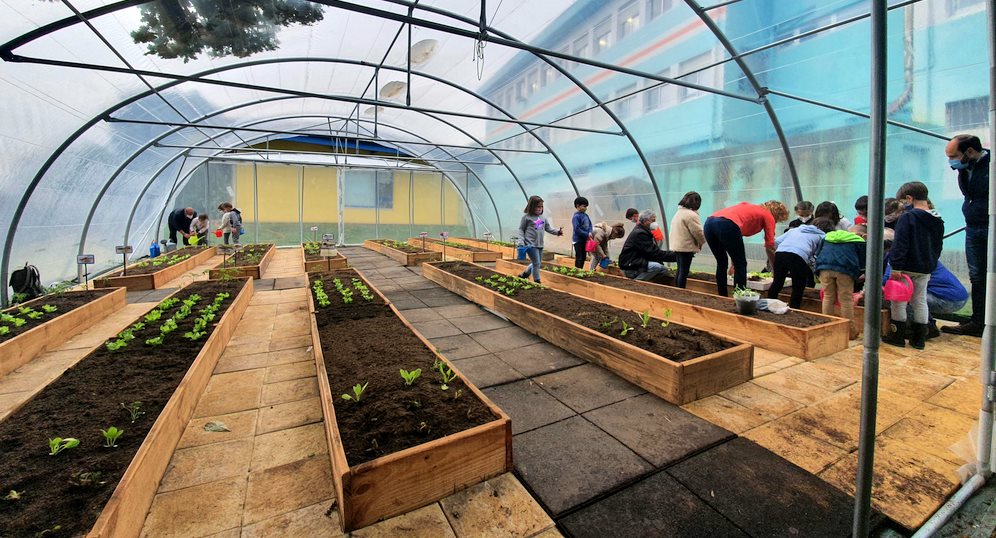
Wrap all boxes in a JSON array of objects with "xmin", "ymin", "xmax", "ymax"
[
  {"xmin": 926, "ymin": 320, "xmax": 941, "ymax": 339},
  {"xmin": 909, "ymin": 323, "xmax": 928, "ymax": 350},
  {"xmin": 882, "ymin": 320, "xmax": 907, "ymax": 347}
]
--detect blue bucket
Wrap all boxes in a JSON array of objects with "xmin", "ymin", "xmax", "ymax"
[
  {"xmin": 599, "ymin": 258, "xmax": 611, "ymax": 269},
  {"xmin": 516, "ymin": 246, "xmax": 529, "ymax": 260}
]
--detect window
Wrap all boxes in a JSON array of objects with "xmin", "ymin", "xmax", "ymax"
[
  {"xmin": 643, "ymin": 68, "xmax": 677, "ymax": 111},
  {"xmin": 515, "ymin": 79, "xmax": 527, "ymax": 102},
  {"xmin": 541, "ymin": 63, "xmax": 556, "ymax": 86},
  {"xmin": 618, "ymin": 1, "xmax": 641, "ymax": 40},
  {"xmin": 593, "ymin": 18, "xmax": 612, "ymax": 55},
  {"xmin": 525, "ymin": 68, "xmax": 539, "ymax": 95},
  {"xmin": 677, "ymin": 52, "xmax": 713, "ymax": 102},
  {"xmin": 946, "ymin": 96, "xmax": 989, "ymax": 132},
  {"xmin": 647, "ymin": 0, "xmax": 673, "ymax": 20},
  {"xmin": 376, "ymin": 175, "xmax": 394, "ymax": 209},
  {"xmin": 344, "ymin": 171, "xmax": 392, "ymax": 209},
  {"xmin": 613, "ymin": 83, "xmax": 638, "ymax": 119},
  {"xmin": 572, "ymin": 34, "xmax": 590, "ymax": 65},
  {"xmin": 555, "ymin": 45, "xmax": 570, "ymax": 70},
  {"xmin": 946, "ymin": 0, "xmax": 985, "ymax": 16}
]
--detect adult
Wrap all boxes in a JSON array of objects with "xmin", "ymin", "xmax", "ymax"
[
  {"xmin": 618, "ymin": 210, "xmax": 677, "ymax": 281},
  {"xmin": 167, "ymin": 207, "xmax": 196, "ymax": 246},
  {"xmin": 942, "ymin": 134, "xmax": 990, "ymax": 337},
  {"xmin": 916, "ymin": 261, "xmax": 969, "ymax": 338},
  {"xmin": 704, "ymin": 200, "xmax": 789, "ymax": 296},
  {"xmin": 669, "ymin": 191, "xmax": 706, "ymax": 288},
  {"xmin": 589, "ymin": 221, "xmax": 626, "ymax": 270}
]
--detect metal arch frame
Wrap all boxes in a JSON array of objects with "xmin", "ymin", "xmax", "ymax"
[
  {"xmin": 684, "ymin": 0, "xmax": 803, "ymax": 202},
  {"xmin": 152, "ymin": 130, "xmax": 484, "ymax": 246},
  {"xmin": 77, "ymin": 95, "xmax": 508, "ymax": 258}
]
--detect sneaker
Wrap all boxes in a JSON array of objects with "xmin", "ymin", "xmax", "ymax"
[{"xmin": 940, "ymin": 322, "xmax": 984, "ymax": 337}]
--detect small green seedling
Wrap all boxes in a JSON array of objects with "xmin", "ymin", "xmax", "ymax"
[
  {"xmin": 619, "ymin": 320, "xmax": 634, "ymax": 337},
  {"xmin": 131, "ymin": 322, "xmax": 145, "ymax": 331},
  {"xmin": 145, "ymin": 336, "xmax": 164, "ymax": 346},
  {"xmin": 25, "ymin": 311, "xmax": 43, "ymax": 320},
  {"xmin": 438, "ymin": 363, "xmax": 457, "ymax": 390},
  {"xmin": 0, "ymin": 326, "xmax": 9, "ymax": 336},
  {"xmin": 121, "ymin": 401, "xmax": 144, "ymax": 423},
  {"xmin": 4, "ymin": 490, "xmax": 23, "ymax": 501},
  {"xmin": 68, "ymin": 471, "xmax": 106, "ymax": 488},
  {"xmin": 399, "ymin": 368, "xmax": 422, "ymax": 386},
  {"xmin": 41, "ymin": 304, "xmax": 58, "ymax": 313},
  {"xmin": 144, "ymin": 309, "xmax": 162, "ymax": 323},
  {"xmin": 10, "ymin": 317, "xmax": 25, "ymax": 327},
  {"xmin": 341, "ymin": 382, "xmax": 369, "ymax": 402},
  {"xmin": 105, "ymin": 339, "xmax": 128, "ymax": 351},
  {"xmin": 660, "ymin": 308, "xmax": 673, "ymax": 328},
  {"xmin": 639, "ymin": 310, "xmax": 651, "ymax": 329},
  {"xmin": 600, "ymin": 316, "xmax": 618, "ymax": 329},
  {"xmin": 18, "ymin": 307, "xmax": 33, "ymax": 315},
  {"xmin": 183, "ymin": 329, "xmax": 207, "ymax": 341},
  {"xmin": 48, "ymin": 437, "xmax": 80, "ymax": 456},
  {"xmin": 101, "ymin": 426, "xmax": 123, "ymax": 448}
]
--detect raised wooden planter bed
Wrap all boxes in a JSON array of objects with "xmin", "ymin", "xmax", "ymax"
[
  {"xmin": 363, "ymin": 239, "xmax": 442, "ymax": 266},
  {"xmin": 207, "ymin": 243, "xmax": 274, "ymax": 280},
  {"xmin": 495, "ymin": 259, "xmax": 848, "ymax": 360},
  {"xmin": 308, "ymin": 269, "xmax": 511, "ymax": 531},
  {"xmin": 552, "ymin": 254, "xmax": 625, "ymax": 276},
  {"xmin": 302, "ymin": 245, "xmax": 348, "ymax": 272},
  {"xmin": 407, "ymin": 237, "xmax": 502, "ymax": 263},
  {"xmin": 0, "ymin": 288, "xmax": 126, "ymax": 378},
  {"xmin": 0, "ymin": 278, "xmax": 253, "ymax": 538},
  {"xmin": 423, "ymin": 262, "xmax": 754, "ymax": 405},
  {"xmin": 95, "ymin": 246, "xmax": 217, "ymax": 291}
]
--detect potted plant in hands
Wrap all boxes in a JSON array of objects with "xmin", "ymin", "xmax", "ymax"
[{"xmin": 733, "ymin": 286, "xmax": 761, "ymax": 315}]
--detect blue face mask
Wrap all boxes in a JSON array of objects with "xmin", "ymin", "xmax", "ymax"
[{"xmin": 949, "ymin": 158, "xmax": 967, "ymax": 170}]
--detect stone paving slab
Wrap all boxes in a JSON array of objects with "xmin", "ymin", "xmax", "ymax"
[
  {"xmin": 494, "ymin": 342, "xmax": 585, "ymax": 377},
  {"xmin": 558, "ymin": 470, "xmax": 749, "ymax": 538},
  {"xmin": 483, "ymin": 379, "xmax": 575, "ymax": 435},
  {"xmin": 452, "ymin": 354, "xmax": 525, "ymax": 389},
  {"xmin": 470, "ymin": 326, "xmax": 543, "ymax": 353},
  {"xmin": 430, "ymin": 334, "xmax": 491, "ymax": 360},
  {"xmin": 513, "ymin": 415, "xmax": 652, "ymax": 516},
  {"xmin": 669, "ymin": 437, "xmax": 855, "ymax": 538},
  {"xmin": 534, "ymin": 363, "xmax": 645, "ymax": 414}
]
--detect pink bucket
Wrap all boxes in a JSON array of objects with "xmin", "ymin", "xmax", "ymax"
[{"xmin": 883, "ymin": 273, "xmax": 914, "ymax": 302}]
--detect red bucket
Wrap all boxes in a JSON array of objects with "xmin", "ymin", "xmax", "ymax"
[{"xmin": 214, "ymin": 229, "xmax": 223, "ymax": 238}]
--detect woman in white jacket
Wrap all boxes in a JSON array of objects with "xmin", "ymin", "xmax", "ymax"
[{"xmin": 669, "ymin": 192, "xmax": 706, "ymax": 288}]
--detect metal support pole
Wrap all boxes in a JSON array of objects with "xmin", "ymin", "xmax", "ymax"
[
  {"xmin": 854, "ymin": 1, "xmax": 887, "ymax": 536},
  {"xmin": 984, "ymin": 0, "xmax": 996, "ymax": 476}
]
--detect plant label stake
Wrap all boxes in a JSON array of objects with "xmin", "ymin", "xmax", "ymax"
[
  {"xmin": 218, "ymin": 244, "xmax": 238, "ymax": 269},
  {"xmin": 419, "ymin": 231, "xmax": 428, "ymax": 252},
  {"xmin": 320, "ymin": 233, "xmax": 337, "ymax": 260},
  {"xmin": 77, "ymin": 254, "xmax": 94, "ymax": 289},
  {"xmin": 439, "ymin": 231, "xmax": 448, "ymax": 259},
  {"xmin": 483, "ymin": 232, "xmax": 493, "ymax": 251},
  {"xmin": 115, "ymin": 245, "xmax": 133, "ymax": 276},
  {"xmin": 310, "ymin": 226, "xmax": 319, "ymax": 243}
]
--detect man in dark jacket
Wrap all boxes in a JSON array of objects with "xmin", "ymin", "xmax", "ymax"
[
  {"xmin": 167, "ymin": 207, "xmax": 197, "ymax": 246},
  {"xmin": 619, "ymin": 210, "xmax": 677, "ymax": 280},
  {"xmin": 942, "ymin": 134, "xmax": 990, "ymax": 336}
]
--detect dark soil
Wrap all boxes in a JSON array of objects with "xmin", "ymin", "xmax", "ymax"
[
  {"xmin": 372, "ymin": 239, "xmax": 431, "ymax": 254},
  {"xmin": 105, "ymin": 247, "xmax": 208, "ymax": 277},
  {"xmin": 0, "ymin": 280, "xmax": 245, "ymax": 538},
  {"xmin": 302, "ymin": 243, "xmax": 345, "ymax": 263},
  {"xmin": 217, "ymin": 243, "xmax": 273, "ymax": 268},
  {"xmin": 437, "ymin": 262, "xmax": 735, "ymax": 361},
  {"xmin": 514, "ymin": 261, "xmax": 826, "ymax": 327},
  {"xmin": 309, "ymin": 270, "xmax": 494, "ymax": 467},
  {"xmin": 0, "ymin": 290, "xmax": 112, "ymax": 344}
]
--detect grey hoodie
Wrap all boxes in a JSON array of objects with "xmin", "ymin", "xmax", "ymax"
[{"xmin": 518, "ymin": 213, "xmax": 559, "ymax": 248}]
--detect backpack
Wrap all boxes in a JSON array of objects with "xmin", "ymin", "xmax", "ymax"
[
  {"xmin": 229, "ymin": 209, "xmax": 243, "ymax": 229},
  {"xmin": 10, "ymin": 263, "xmax": 45, "ymax": 300}
]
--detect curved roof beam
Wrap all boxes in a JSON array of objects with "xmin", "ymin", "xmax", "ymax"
[
  {"xmin": 122, "ymin": 117, "xmax": 486, "ymax": 249},
  {"xmin": 78, "ymin": 95, "xmax": 507, "ymax": 257},
  {"xmin": 684, "ymin": 0, "xmax": 803, "ymax": 202}
]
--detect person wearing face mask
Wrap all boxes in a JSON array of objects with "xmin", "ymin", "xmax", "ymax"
[
  {"xmin": 167, "ymin": 207, "xmax": 197, "ymax": 246},
  {"xmin": 941, "ymin": 134, "xmax": 990, "ymax": 337}
]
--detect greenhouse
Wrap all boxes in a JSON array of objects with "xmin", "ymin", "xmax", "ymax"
[{"xmin": 0, "ymin": 0, "xmax": 993, "ymax": 536}]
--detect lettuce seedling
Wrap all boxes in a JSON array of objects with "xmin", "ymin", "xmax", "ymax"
[
  {"xmin": 9, "ymin": 317, "xmax": 26, "ymax": 327},
  {"xmin": 183, "ymin": 329, "xmax": 206, "ymax": 341},
  {"xmin": 144, "ymin": 309, "xmax": 162, "ymax": 323},
  {"xmin": 121, "ymin": 401, "xmax": 144, "ymax": 423},
  {"xmin": 131, "ymin": 322, "xmax": 145, "ymax": 331},
  {"xmin": 3, "ymin": 490, "xmax": 22, "ymax": 501},
  {"xmin": 48, "ymin": 437, "xmax": 80, "ymax": 456},
  {"xmin": 118, "ymin": 328, "xmax": 135, "ymax": 341},
  {"xmin": 68, "ymin": 471, "xmax": 106, "ymax": 488},
  {"xmin": 105, "ymin": 339, "xmax": 128, "ymax": 351},
  {"xmin": 341, "ymin": 382, "xmax": 369, "ymax": 402},
  {"xmin": 18, "ymin": 307, "xmax": 33, "ymax": 315},
  {"xmin": 0, "ymin": 313, "xmax": 15, "ymax": 323},
  {"xmin": 0, "ymin": 326, "xmax": 9, "ymax": 336},
  {"xmin": 399, "ymin": 368, "xmax": 422, "ymax": 386},
  {"xmin": 25, "ymin": 311, "xmax": 43, "ymax": 320},
  {"xmin": 660, "ymin": 308, "xmax": 673, "ymax": 328},
  {"xmin": 145, "ymin": 335, "xmax": 164, "ymax": 346},
  {"xmin": 619, "ymin": 320, "xmax": 633, "ymax": 337},
  {"xmin": 639, "ymin": 310, "xmax": 651, "ymax": 329},
  {"xmin": 160, "ymin": 318, "xmax": 178, "ymax": 335},
  {"xmin": 101, "ymin": 426, "xmax": 123, "ymax": 448},
  {"xmin": 437, "ymin": 363, "xmax": 457, "ymax": 390},
  {"xmin": 41, "ymin": 304, "xmax": 58, "ymax": 313}
]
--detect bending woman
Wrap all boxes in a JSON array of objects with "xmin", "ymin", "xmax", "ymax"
[{"xmin": 703, "ymin": 200, "xmax": 789, "ymax": 296}]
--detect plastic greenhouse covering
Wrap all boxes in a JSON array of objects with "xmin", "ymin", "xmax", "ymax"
[{"xmin": 0, "ymin": 0, "xmax": 991, "ymax": 303}]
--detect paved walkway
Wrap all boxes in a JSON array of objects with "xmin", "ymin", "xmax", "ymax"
[{"xmin": 139, "ymin": 247, "xmax": 561, "ymax": 537}]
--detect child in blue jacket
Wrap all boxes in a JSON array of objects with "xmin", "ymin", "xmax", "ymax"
[
  {"xmin": 572, "ymin": 196, "xmax": 593, "ymax": 268},
  {"xmin": 768, "ymin": 218, "xmax": 834, "ymax": 308}
]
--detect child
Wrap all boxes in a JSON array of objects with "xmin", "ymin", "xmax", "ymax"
[
  {"xmin": 190, "ymin": 214, "xmax": 210, "ymax": 245},
  {"xmin": 853, "ymin": 195, "xmax": 868, "ymax": 225},
  {"xmin": 815, "ymin": 201, "xmax": 853, "ymax": 231},
  {"xmin": 589, "ymin": 222, "xmax": 626, "ymax": 270},
  {"xmin": 785, "ymin": 201, "xmax": 814, "ymax": 231},
  {"xmin": 883, "ymin": 198, "xmax": 902, "ymax": 229},
  {"xmin": 572, "ymin": 196, "xmax": 593, "ymax": 268},
  {"xmin": 769, "ymin": 217, "xmax": 833, "ymax": 308},
  {"xmin": 882, "ymin": 181, "xmax": 944, "ymax": 350},
  {"xmin": 518, "ymin": 195, "xmax": 563, "ymax": 283},
  {"xmin": 669, "ymin": 191, "xmax": 706, "ymax": 288},
  {"xmin": 815, "ymin": 220, "xmax": 867, "ymax": 339},
  {"xmin": 217, "ymin": 202, "xmax": 242, "ymax": 244}
]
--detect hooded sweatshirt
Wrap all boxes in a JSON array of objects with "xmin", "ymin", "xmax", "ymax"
[
  {"xmin": 774, "ymin": 224, "xmax": 825, "ymax": 268},
  {"xmin": 518, "ymin": 213, "xmax": 558, "ymax": 248},
  {"xmin": 815, "ymin": 230, "xmax": 867, "ymax": 279},
  {"xmin": 891, "ymin": 207, "xmax": 944, "ymax": 274}
]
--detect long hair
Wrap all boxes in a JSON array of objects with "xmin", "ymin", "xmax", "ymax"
[
  {"xmin": 814, "ymin": 201, "xmax": 841, "ymax": 225},
  {"xmin": 524, "ymin": 195, "xmax": 544, "ymax": 215},
  {"xmin": 762, "ymin": 200, "xmax": 789, "ymax": 223}
]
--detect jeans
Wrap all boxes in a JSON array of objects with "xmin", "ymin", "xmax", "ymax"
[
  {"xmin": 631, "ymin": 261, "xmax": 665, "ymax": 281},
  {"xmin": 966, "ymin": 225, "xmax": 988, "ymax": 324},
  {"xmin": 704, "ymin": 216, "xmax": 746, "ymax": 296},
  {"xmin": 519, "ymin": 247, "xmax": 543, "ymax": 282},
  {"xmin": 574, "ymin": 242, "xmax": 587, "ymax": 268},
  {"xmin": 769, "ymin": 251, "xmax": 812, "ymax": 308},
  {"xmin": 890, "ymin": 270, "xmax": 930, "ymax": 324},
  {"xmin": 674, "ymin": 252, "xmax": 695, "ymax": 288},
  {"xmin": 820, "ymin": 270, "xmax": 858, "ymax": 339},
  {"xmin": 224, "ymin": 231, "xmax": 241, "ymax": 244}
]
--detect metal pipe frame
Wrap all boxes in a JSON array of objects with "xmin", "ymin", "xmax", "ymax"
[
  {"xmin": 157, "ymin": 143, "xmax": 506, "ymax": 166},
  {"xmin": 853, "ymin": 1, "xmax": 888, "ymax": 535},
  {"xmin": 685, "ymin": 0, "xmax": 803, "ymax": 202}
]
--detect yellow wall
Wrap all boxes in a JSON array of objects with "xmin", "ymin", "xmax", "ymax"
[{"xmin": 234, "ymin": 164, "xmax": 465, "ymax": 225}]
